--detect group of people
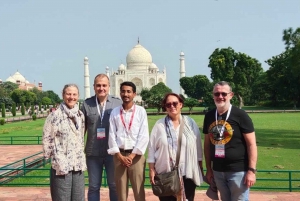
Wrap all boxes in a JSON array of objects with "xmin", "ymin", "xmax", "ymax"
[{"xmin": 43, "ymin": 74, "xmax": 257, "ymax": 201}]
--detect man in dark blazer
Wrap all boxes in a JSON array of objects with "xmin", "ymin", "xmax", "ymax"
[{"xmin": 81, "ymin": 74, "xmax": 122, "ymax": 201}]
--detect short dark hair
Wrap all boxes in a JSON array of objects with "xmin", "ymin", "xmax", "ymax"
[
  {"xmin": 161, "ymin": 92, "xmax": 184, "ymax": 112},
  {"xmin": 120, "ymin": 81, "xmax": 136, "ymax": 93}
]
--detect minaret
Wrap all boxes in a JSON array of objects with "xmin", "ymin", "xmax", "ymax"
[
  {"xmin": 106, "ymin": 66, "xmax": 110, "ymax": 95},
  {"xmin": 179, "ymin": 52, "xmax": 186, "ymax": 96},
  {"xmin": 106, "ymin": 66, "xmax": 110, "ymax": 77},
  {"xmin": 84, "ymin": 57, "xmax": 90, "ymax": 99}
]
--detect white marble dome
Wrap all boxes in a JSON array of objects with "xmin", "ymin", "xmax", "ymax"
[
  {"xmin": 149, "ymin": 63, "xmax": 158, "ymax": 69},
  {"xmin": 6, "ymin": 76, "xmax": 16, "ymax": 82},
  {"xmin": 12, "ymin": 71, "xmax": 26, "ymax": 82},
  {"xmin": 118, "ymin": 64, "xmax": 126, "ymax": 70},
  {"xmin": 126, "ymin": 44, "xmax": 152, "ymax": 70}
]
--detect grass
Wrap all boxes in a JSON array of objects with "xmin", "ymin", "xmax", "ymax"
[
  {"xmin": 1, "ymin": 110, "xmax": 300, "ymax": 190},
  {"xmin": 0, "ymin": 119, "xmax": 44, "ymax": 136}
]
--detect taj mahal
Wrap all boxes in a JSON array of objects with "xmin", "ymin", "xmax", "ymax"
[
  {"xmin": 0, "ymin": 71, "xmax": 42, "ymax": 91},
  {"xmin": 83, "ymin": 41, "xmax": 186, "ymax": 101}
]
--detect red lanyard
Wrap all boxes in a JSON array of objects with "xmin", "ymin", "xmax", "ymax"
[{"xmin": 120, "ymin": 105, "xmax": 136, "ymax": 133}]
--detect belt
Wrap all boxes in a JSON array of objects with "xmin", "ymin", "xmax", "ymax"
[{"xmin": 119, "ymin": 149, "xmax": 133, "ymax": 153}]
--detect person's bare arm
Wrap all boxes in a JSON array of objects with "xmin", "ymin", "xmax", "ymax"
[
  {"xmin": 244, "ymin": 132, "xmax": 257, "ymax": 187},
  {"xmin": 204, "ymin": 134, "xmax": 213, "ymax": 184},
  {"xmin": 148, "ymin": 163, "xmax": 156, "ymax": 184}
]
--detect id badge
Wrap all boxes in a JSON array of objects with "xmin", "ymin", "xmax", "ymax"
[
  {"xmin": 215, "ymin": 144, "xmax": 225, "ymax": 158},
  {"xmin": 124, "ymin": 136, "xmax": 133, "ymax": 150},
  {"xmin": 97, "ymin": 128, "xmax": 105, "ymax": 139}
]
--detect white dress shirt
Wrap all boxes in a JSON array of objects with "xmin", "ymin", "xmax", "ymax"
[{"xmin": 107, "ymin": 104, "xmax": 149, "ymax": 155}]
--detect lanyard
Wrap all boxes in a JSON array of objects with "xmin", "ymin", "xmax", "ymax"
[
  {"xmin": 96, "ymin": 96, "xmax": 106, "ymax": 125},
  {"xmin": 120, "ymin": 105, "xmax": 136, "ymax": 134},
  {"xmin": 215, "ymin": 104, "xmax": 232, "ymax": 136}
]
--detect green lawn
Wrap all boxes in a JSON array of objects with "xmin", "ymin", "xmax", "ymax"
[
  {"xmin": 1, "ymin": 111, "xmax": 300, "ymax": 190},
  {"xmin": 1, "ymin": 113, "xmax": 300, "ymax": 171}
]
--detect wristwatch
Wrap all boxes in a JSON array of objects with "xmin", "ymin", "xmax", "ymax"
[{"xmin": 248, "ymin": 167, "xmax": 257, "ymax": 174}]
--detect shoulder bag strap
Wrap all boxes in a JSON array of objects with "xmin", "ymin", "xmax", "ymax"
[{"xmin": 175, "ymin": 115, "xmax": 184, "ymax": 167}]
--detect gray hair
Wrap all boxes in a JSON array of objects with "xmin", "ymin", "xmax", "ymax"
[
  {"xmin": 62, "ymin": 84, "xmax": 79, "ymax": 95},
  {"xmin": 214, "ymin": 81, "xmax": 232, "ymax": 92}
]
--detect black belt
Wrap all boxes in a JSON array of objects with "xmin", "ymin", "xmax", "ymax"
[{"xmin": 119, "ymin": 149, "xmax": 133, "ymax": 153}]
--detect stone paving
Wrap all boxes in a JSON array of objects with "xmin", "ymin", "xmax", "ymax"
[
  {"xmin": 0, "ymin": 145, "xmax": 300, "ymax": 201},
  {"xmin": 0, "ymin": 187, "xmax": 300, "ymax": 201},
  {"xmin": 0, "ymin": 145, "xmax": 43, "ymax": 167}
]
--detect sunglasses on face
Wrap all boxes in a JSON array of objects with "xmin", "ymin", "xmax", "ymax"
[
  {"xmin": 165, "ymin": 101, "xmax": 179, "ymax": 108},
  {"xmin": 213, "ymin": 92, "xmax": 231, "ymax": 97}
]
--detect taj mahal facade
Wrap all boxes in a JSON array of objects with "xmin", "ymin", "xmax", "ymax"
[{"xmin": 83, "ymin": 41, "xmax": 186, "ymax": 101}]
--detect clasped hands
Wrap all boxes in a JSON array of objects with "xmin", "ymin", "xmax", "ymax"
[{"xmin": 117, "ymin": 153, "xmax": 136, "ymax": 167}]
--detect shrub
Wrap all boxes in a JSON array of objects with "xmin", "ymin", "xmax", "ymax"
[
  {"xmin": 11, "ymin": 103, "xmax": 16, "ymax": 116},
  {"xmin": 1, "ymin": 103, "xmax": 5, "ymax": 118},
  {"xmin": 32, "ymin": 114, "xmax": 37, "ymax": 121},
  {"xmin": 31, "ymin": 105, "xmax": 34, "ymax": 115},
  {"xmin": 26, "ymin": 102, "xmax": 30, "ymax": 110},
  {"xmin": 21, "ymin": 103, "xmax": 25, "ymax": 115},
  {"xmin": 0, "ymin": 118, "xmax": 5, "ymax": 125}
]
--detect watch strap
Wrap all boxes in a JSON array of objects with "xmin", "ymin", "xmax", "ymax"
[{"xmin": 248, "ymin": 167, "xmax": 257, "ymax": 173}]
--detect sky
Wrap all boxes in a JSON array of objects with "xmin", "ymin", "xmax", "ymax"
[{"xmin": 0, "ymin": 0, "xmax": 299, "ymax": 98}]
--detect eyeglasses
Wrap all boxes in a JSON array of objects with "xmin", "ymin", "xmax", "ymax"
[
  {"xmin": 213, "ymin": 92, "xmax": 231, "ymax": 97},
  {"xmin": 165, "ymin": 102, "xmax": 179, "ymax": 108}
]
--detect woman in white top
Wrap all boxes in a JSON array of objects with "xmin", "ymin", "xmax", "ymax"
[
  {"xmin": 43, "ymin": 84, "xmax": 86, "ymax": 201},
  {"xmin": 147, "ymin": 93, "xmax": 204, "ymax": 201}
]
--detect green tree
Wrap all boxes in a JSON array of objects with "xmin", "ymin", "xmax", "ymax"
[
  {"xmin": 25, "ymin": 91, "xmax": 37, "ymax": 105},
  {"xmin": 148, "ymin": 83, "xmax": 172, "ymax": 113},
  {"xmin": 283, "ymin": 27, "xmax": 300, "ymax": 77},
  {"xmin": 147, "ymin": 93, "xmax": 165, "ymax": 113},
  {"xmin": 251, "ymin": 72, "xmax": 272, "ymax": 105},
  {"xmin": 184, "ymin": 98, "xmax": 199, "ymax": 114},
  {"xmin": 149, "ymin": 82, "xmax": 172, "ymax": 96},
  {"xmin": 265, "ymin": 51, "xmax": 299, "ymax": 108},
  {"xmin": 282, "ymin": 27, "xmax": 300, "ymax": 108},
  {"xmin": 42, "ymin": 97, "xmax": 52, "ymax": 105},
  {"xmin": 140, "ymin": 88, "xmax": 151, "ymax": 102},
  {"xmin": 45, "ymin": 90, "xmax": 61, "ymax": 104},
  {"xmin": 0, "ymin": 86, "xmax": 5, "ymax": 97},
  {"xmin": 21, "ymin": 103, "xmax": 25, "ymax": 115},
  {"xmin": 0, "ymin": 81, "xmax": 19, "ymax": 97},
  {"xmin": 11, "ymin": 102, "xmax": 16, "ymax": 116},
  {"xmin": 30, "ymin": 105, "xmax": 34, "ymax": 116},
  {"xmin": 10, "ymin": 89, "xmax": 26, "ymax": 104},
  {"xmin": 1, "ymin": 103, "xmax": 5, "ymax": 118},
  {"xmin": 208, "ymin": 47, "xmax": 263, "ymax": 108},
  {"xmin": 0, "ymin": 97, "xmax": 14, "ymax": 108},
  {"xmin": 29, "ymin": 87, "xmax": 44, "ymax": 104},
  {"xmin": 10, "ymin": 89, "xmax": 37, "ymax": 105},
  {"xmin": 26, "ymin": 102, "xmax": 30, "ymax": 110},
  {"xmin": 179, "ymin": 75, "xmax": 213, "ymax": 107}
]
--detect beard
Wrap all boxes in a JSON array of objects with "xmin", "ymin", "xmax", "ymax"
[{"xmin": 214, "ymin": 100, "xmax": 226, "ymax": 108}]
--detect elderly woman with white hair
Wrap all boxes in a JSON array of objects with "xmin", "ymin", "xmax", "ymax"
[{"xmin": 43, "ymin": 84, "xmax": 86, "ymax": 201}]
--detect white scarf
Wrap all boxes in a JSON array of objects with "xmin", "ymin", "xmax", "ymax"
[
  {"xmin": 60, "ymin": 103, "xmax": 81, "ymax": 130},
  {"xmin": 182, "ymin": 116, "xmax": 203, "ymax": 186}
]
